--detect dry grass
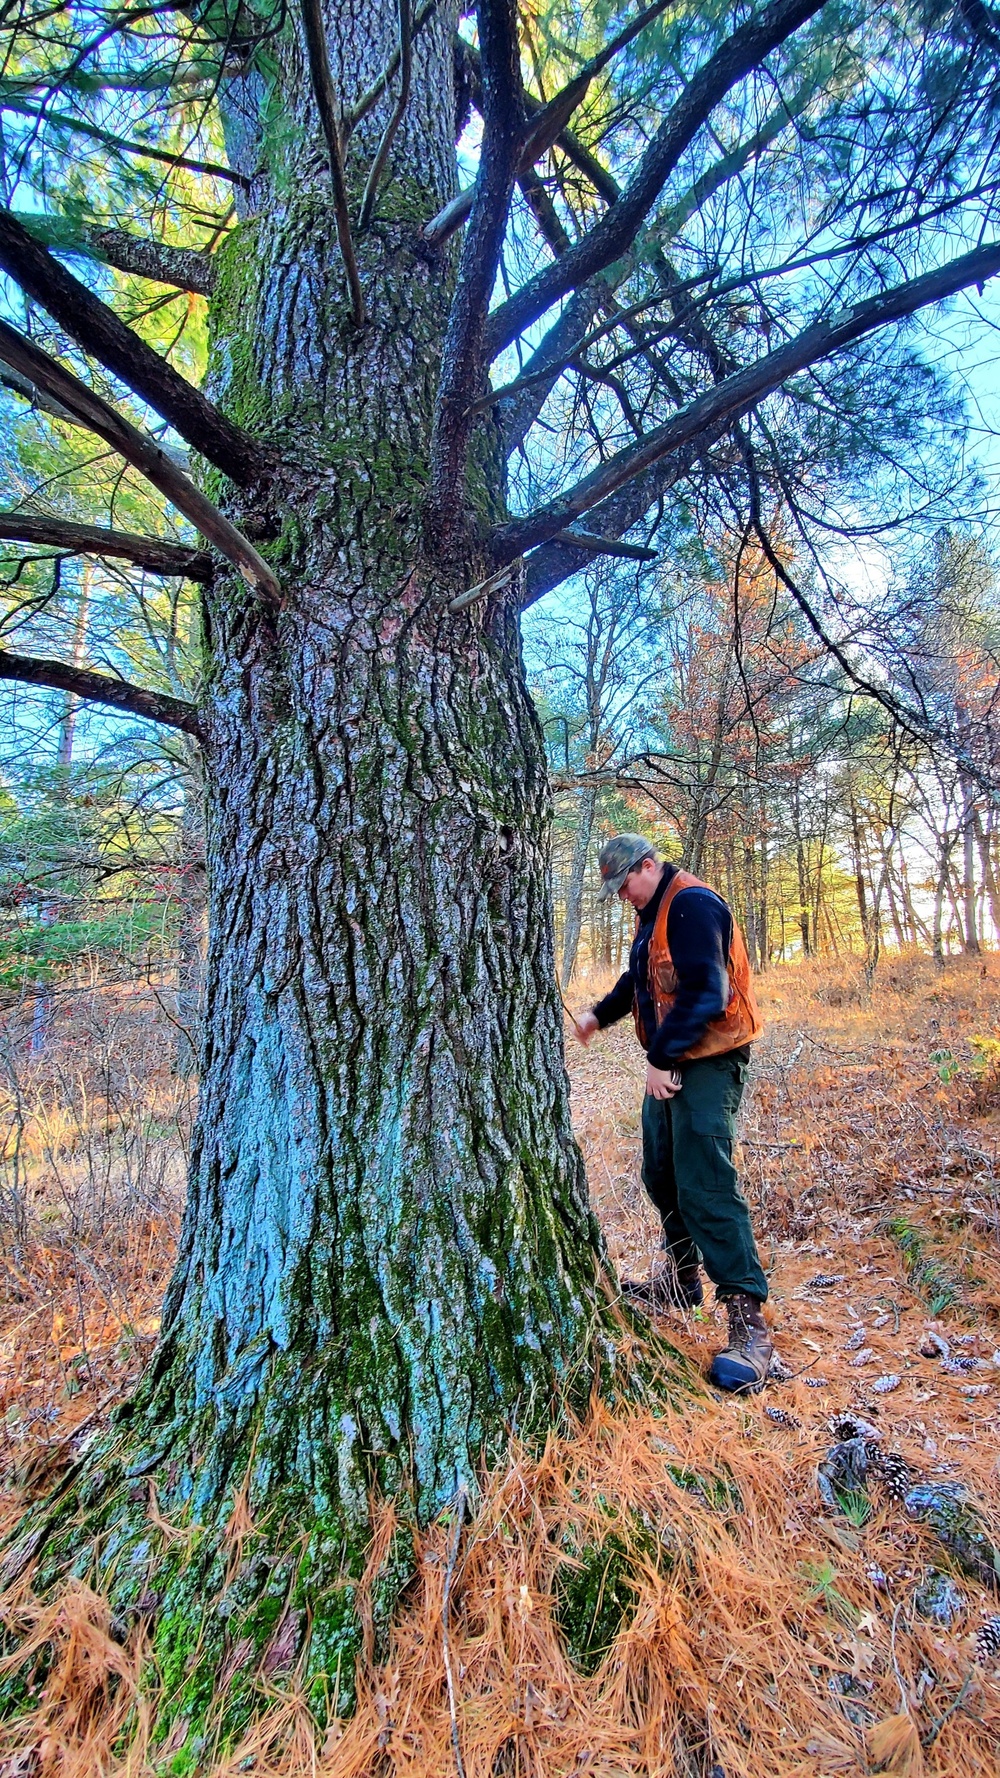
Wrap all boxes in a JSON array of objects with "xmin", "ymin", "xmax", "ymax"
[
  {"xmin": 2, "ymin": 957, "xmax": 1000, "ymax": 1776},
  {"xmin": 0, "ymin": 986, "xmax": 188, "ymax": 1541}
]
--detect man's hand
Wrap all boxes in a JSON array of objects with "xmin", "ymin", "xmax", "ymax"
[
  {"xmin": 645, "ymin": 1061, "xmax": 682, "ymax": 1100},
  {"xmin": 573, "ymin": 1009, "xmax": 600, "ymax": 1046}
]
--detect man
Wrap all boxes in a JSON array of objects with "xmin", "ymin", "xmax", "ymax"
[{"xmin": 574, "ymin": 833, "xmax": 773, "ymax": 1393}]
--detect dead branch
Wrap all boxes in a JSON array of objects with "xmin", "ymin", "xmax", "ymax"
[
  {"xmin": 0, "ymin": 647, "xmax": 201, "ymax": 734},
  {"xmin": 426, "ymin": 0, "xmax": 523, "ymax": 547},
  {"xmin": 0, "ymin": 514, "xmax": 213, "ymax": 579},
  {"xmin": 423, "ymin": 0, "xmax": 673, "ymax": 247},
  {"xmin": 300, "ymin": 0, "xmax": 366, "ymax": 327},
  {"xmin": 0, "ymin": 209, "xmax": 258, "ymax": 485},
  {"xmin": 0, "ymin": 320, "xmax": 281, "ymax": 601},
  {"xmin": 346, "ymin": 0, "xmax": 439, "ymax": 131},
  {"xmin": 359, "ymin": 0, "xmax": 413, "ymax": 228}
]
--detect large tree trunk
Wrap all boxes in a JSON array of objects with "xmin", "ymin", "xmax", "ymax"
[{"xmin": 13, "ymin": 0, "xmax": 620, "ymax": 1736}]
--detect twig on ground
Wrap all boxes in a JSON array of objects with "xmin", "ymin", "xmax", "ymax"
[{"xmin": 921, "ymin": 1672, "xmax": 977, "ymax": 1749}]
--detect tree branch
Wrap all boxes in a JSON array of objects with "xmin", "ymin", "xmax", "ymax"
[
  {"xmin": 500, "ymin": 63, "xmax": 833, "ymax": 455},
  {"xmin": 426, "ymin": 0, "xmax": 523, "ymax": 546},
  {"xmin": 484, "ymin": 0, "xmax": 829, "ymax": 359},
  {"xmin": 0, "ymin": 648, "xmax": 201, "ymax": 734},
  {"xmin": 493, "ymin": 239, "xmax": 1000, "ymax": 560},
  {"xmin": 520, "ymin": 435, "xmax": 710, "ymax": 607},
  {"xmin": 550, "ymin": 529, "xmax": 658, "ymax": 560},
  {"xmin": 0, "ymin": 514, "xmax": 213, "ymax": 579},
  {"xmin": 0, "ymin": 321, "xmax": 281, "ymax": 600},
  {"xmin": 10, "ymin": 212, "xmax": 216, "ymax": 295},
  {"xmin": 0, "ymin": 209, "xmax": 259, "ymax": 485},
  {"xmin": 300, "ymin": 0, "xmax": 366, "ymax": 327},
  {"xmin": 423, "ymin": 0, "xmax": 673, "ymax": 248},
  {"xmin": 359, "ymin": 0, "xmax": 413, "ymax": 229},
  {"xmin": 1, "ymin": 96, "xmax": 249, "ymax": 186}
]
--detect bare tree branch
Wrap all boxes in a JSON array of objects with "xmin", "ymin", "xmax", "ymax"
[
  {"xmin": 0, "ymin": 320, "xmax": 281, "ymax": 600},
  {"xmin": 0, "ymin": 647, "xmax": 202, "ymax": 734},
  {"xmin": 1, "ymin": 96, "xmax": 249, "ymax": 185},
  {"xmin": 360, "ymin": 0, "xmax": 413, "ymax": 227},
  {"xmin": 423, "ymin": 0, "xmax": 674, "ymax": 248},
  {"xmin": 0, "ymin": 209, "xmax": 260, "ymax": 484},
  {"xmin": 484, "ymin": 0, "xmax": 829, "ymax": 360},
  {"xmin": 426, "ymin": 0, "xmax": 523, "ymax": 547},
  {"xmin": 0, "ymin": 514, "xmax": 213, "ymax": 579},
  {"xmin": 493, "ymin": 239, "xmax": 1000, "ymax": 560},
  {"xmin": 550, "ymin": 529, "xmax": 658, "ymax": 560},
  {"xmin": 300, "ymin": 0, "xmax": 366, "ymax": 327},
  {"xmin": 10, "ymin": 212, "xmax": 217, "ymax": 294},
  {"xmin": 520, "ymin": 436, "xmax": 710, "ymax": 607}
]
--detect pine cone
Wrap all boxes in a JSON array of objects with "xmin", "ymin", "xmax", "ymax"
[
  {"xmin": 866, "ymin": 1442, "xmax": 912, "ymax": 1502},
  {"xmin": 975, "ymin": 1617, "xmax": 1000, "ymax": 1664},
  {"xmin": 764, "ymin": 1405, "xmax": 801, "ymax": 1429}
]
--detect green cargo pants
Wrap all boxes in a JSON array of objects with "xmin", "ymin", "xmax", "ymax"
[{"xmin": 641, "ymin": 1050, "xmax": 768, "ymax": 1302}]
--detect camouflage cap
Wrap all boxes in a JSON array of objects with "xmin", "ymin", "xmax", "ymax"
[{"xmin": 596, "ymin": 833, "xmax": 657, "ymax": 902}]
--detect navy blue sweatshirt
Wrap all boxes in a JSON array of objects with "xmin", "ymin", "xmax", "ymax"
[{"xmin": 592, "ymin": 866, "xmax": 748, "ymax": 1067}]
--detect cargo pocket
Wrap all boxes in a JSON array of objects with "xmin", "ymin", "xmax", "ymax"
[
  {"xmin": 685, "ymin": 1063, "xmax": 742, "ymax": 1139},
  {"xmin": 688, "ymin": 1104, "xmax": 734, "ymax": 1139}
]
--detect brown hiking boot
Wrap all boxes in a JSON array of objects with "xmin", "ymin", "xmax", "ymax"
[
  {"xmin": 621, "ymin": 1256, "xmax": 704, "ymax": 1312},
  {"xmin": 709, "ymin": 1292, "xmax": 772, "ymax": 1393}
]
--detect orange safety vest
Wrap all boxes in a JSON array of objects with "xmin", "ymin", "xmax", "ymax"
[{"xmin": 633, "ymin": 868, "xmax": 763, "ymax": 1061}]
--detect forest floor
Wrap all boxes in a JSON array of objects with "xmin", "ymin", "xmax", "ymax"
[{"xmin": 1, "ymin": 954, "xmax": 999, "ymax": 1775}]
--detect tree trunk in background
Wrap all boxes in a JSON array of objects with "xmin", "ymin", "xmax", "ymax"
[
  {"xmin": 933, "ymin": 835, "xmax": 955, "ymax": 963},
  {"xmin": 26, "ymin": 1, "xmax": 617, "ymax": 1728},
  {"xmin": 173, "ymin": 739, "xmax": 206, "ymax": 1077},
  {"xmin": 879, "ymin": 840, "xmax": 908, "ymax": 950},
  {"xmin": 55, "ymin": 562, "xmax": 92, "ymax": 768},
  {"xmin": 961, "ymin": 776, "xmax": 981, "ymax": 953},
  {"xmin": 975, "ymin": 807, "xmax": 1000, "ymax": 945},
  {"xmin": 792, "ymin": 784, "xmax": 810, "ymax": 955},
  {"xmin": 756, "ymin": 783, "xmax": 769, "ymax": 970},
  {"xmin": 897, "ymin": 851, "xmax": 928, "ymax": 945},
  {"xmin": 560, "ymin": 784, "xmax": 597, "ymax": 989},
  {"xmin": 742, "ymin": 840, "xmax": 759, "ymax": 969},
  {"xmin": 847, "ymin": 790, "xmax": 871, "ymax": 950}
]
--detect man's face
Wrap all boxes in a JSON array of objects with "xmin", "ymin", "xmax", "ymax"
[{"xmin": 617, "ymin": 856, "xmax": 663, "ymax": 911}]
